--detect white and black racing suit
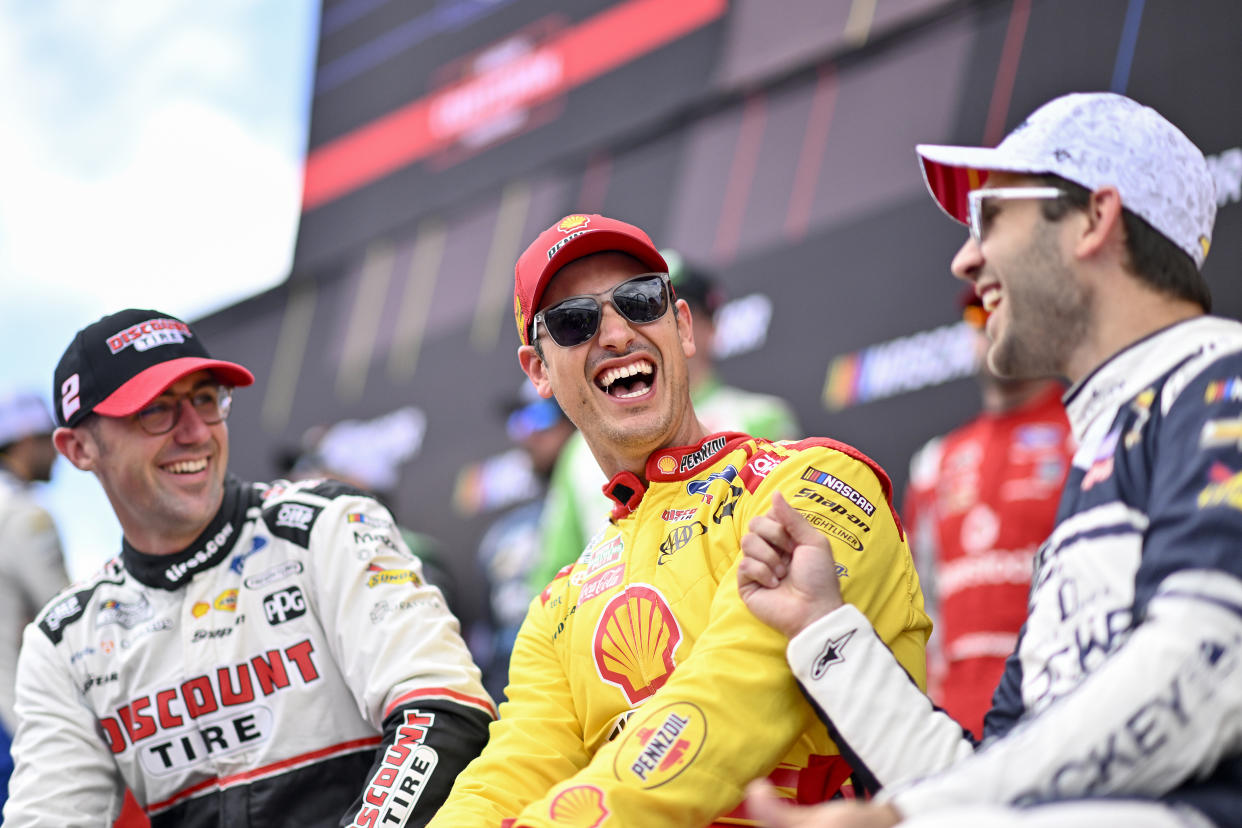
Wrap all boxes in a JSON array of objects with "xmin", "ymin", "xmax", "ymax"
[
  {"xmin": 3, "ymin": 476, "xmax": 494, "ymax": 827},
  {"xmin": 783, "ymin": 317, "xmax": 1242, "ymax": 826}
]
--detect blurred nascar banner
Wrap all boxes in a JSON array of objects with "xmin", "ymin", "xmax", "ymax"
[{"xmin": 297, "ymin": 0, "xmax": 728, "ymax": 268}]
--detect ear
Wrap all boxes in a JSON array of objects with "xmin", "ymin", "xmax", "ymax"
[
  {"xmin": 53, "ymin": 426, "xmax": 98, "ymax": 471},
  {"xmin": 675, "ymin": 298, "xmax": 697, "ymax": 359},
  {"xmin": 1074, "ymin": 185, "xmax": 1125, "ymax": 262},
  {"xmin": 517, "ymin": 345, "xmax": 555, "ymax": 399}
]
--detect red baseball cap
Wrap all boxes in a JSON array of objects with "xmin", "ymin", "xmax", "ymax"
[{"xmin": 513, "ymin": 214, "xmax": 669, "ymax": 346}]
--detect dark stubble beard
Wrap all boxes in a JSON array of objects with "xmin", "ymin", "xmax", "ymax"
[{"xmin": 989, "ymin": 220, "xmax": 1091, "ymax": 380}]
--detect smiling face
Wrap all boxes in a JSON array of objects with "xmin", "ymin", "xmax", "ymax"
[
  {"xmin": 518, "ymin": 252, "xmax": 703, "ymax": 476},
  {"xmin": 951, "ymin": 172, "xmax": 1092, "ymax": 379},
  {"xmin": 63, "ymin": 370, "xmax": 230, "ymax": 554}
]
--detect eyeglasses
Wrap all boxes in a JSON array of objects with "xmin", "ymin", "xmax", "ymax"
[
  {"xmin": 533, "ymin": 273, "xmax": 672, "ymax": 348},
  {"xmin": 136, "ymin": 384, "xmax": 233, "ymax": 435},
  {"xmin": 967, "ymin": 186, "xmax": 1067, "ymax": 244}
]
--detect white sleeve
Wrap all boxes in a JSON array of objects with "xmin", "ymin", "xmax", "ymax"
[
  {"xmin": 787, "ymin": 603, "xmax": 975, "ymax": 788},
  {"xmin": 4, "ymin": 624, "xmax": 127, "ymax": 826},
  {"xmin": 881, "ymin": 570, "xmax": 1242, "ymax": 814},
  {"xmin": 305, "ymin": 493, "xmax": 493, "ymax": 726}
]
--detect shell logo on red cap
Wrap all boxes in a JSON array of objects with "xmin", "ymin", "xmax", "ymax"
[
  {"xmin": 557, "ymin": 214, "xmax": 591, "ymax": 233},
  {"xmin": 514, "ymin": 293, "xmax": 528, "ymax": 345}
]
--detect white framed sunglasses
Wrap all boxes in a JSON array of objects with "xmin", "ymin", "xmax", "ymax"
[{"xmin": 967, "ymin": 186, "xmax": 1068, "ymax": 244}]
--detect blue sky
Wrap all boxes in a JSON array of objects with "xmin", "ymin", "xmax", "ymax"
[{"xmin": 0, "ymin": 2, "xmax": 320, "ymax": 577}]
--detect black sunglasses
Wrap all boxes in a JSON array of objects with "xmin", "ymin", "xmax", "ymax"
[{"xmin": 533, "ymin": 273, "xmax": 673, "ymax": 348}]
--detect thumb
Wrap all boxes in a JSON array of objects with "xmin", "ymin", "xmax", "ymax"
[
  {"xmin": 770, "ymin": 491, "xmax": 826, "ymax": 548},
  {"xmin": 745, "ymin": 779, "xmax": 795, "ymax": 828}
]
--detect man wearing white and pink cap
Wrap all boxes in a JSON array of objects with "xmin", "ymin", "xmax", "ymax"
[
  {"xmin": 431, "ymin": 215, "xmax": 929, "ymax": 827},
  {"xmin": 5, "ymin": 309, "xmax": 493, "ymax": 827},
  {"xmin": 739, "ymin": 94, "xmax": 1242, "ymax": 827}
]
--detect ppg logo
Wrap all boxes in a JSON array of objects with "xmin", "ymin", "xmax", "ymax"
[{"xmin": 262, "ymin": 586, "xmax": 306, "ymax": 626}]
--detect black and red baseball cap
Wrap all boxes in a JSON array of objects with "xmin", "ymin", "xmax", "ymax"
[
  {"xmin": 52, "ymin": 309, "xmax": 254, "ymax": 427},
  {"xmin": 513, "ymin": 214, "xmax": 668, "ymax": 346}
]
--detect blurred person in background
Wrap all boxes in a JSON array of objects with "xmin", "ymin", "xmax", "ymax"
[
  {"xmin": 277, "ymin": 423, "xmax": 461, "ymax": 616},
  {"xmin": 5, "ymin": 309, "xmax": 491, "ymax": 827},
  {"xmin": 738, "ymin": 93, "xmax": 1242, "ymax": 827},
  {"xmin": 902, "ymin": 289, "xmax": 1071, "ymax": 738},
  {"xmin": 0, "ymin": 391, "xmax": 68, "ymax": 815},
  {"xmin": 429, "ymin": 214, "xmax": 928, "ymax": 826},
  {"xmin": 474, "ymin": 383, "xmax": 574, "ymax": 700},
  {"xmin": 532, "ymin": 251, "xmax": 801, "ymax": 590}
]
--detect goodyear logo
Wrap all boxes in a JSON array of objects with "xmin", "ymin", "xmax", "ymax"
[
  {"xmin": 366, "ymin": 568, "xmax": 423, "ymax": 589},
  {"xmin": 614, "ymin": 702, "xmax": 706, "ymax": 788},
  {"xmin": 1198, "ymin": 462, "xmax": 1242, "ymax": 511}
]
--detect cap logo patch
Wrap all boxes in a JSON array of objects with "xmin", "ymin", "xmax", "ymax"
[
  {"xmin": 107, "ymin": 318, "xmax": 193, "ymax": 355},
  {"xmin": 557, "ymin": 214, "xmax": 590, "ymax": 233},
  {"xmin": 546, "ymin": 230, "xmax": 589, "ymax": 261},
  {"xmin": 1200, "ymin": 235, "xmax": 1211, "ymax": 258}
]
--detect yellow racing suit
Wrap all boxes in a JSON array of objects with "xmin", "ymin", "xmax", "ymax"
[{"xmin": 430, "ymin": 432, "xmax": 930, "ymax": 827}]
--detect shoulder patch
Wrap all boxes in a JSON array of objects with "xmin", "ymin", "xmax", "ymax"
[
  {"xmin": 38, "ymin": 577, "xmax": 121, "ymax": 644},
  {"xmin": 262, "ymin": 500, "xmax": 325, "ymax": 548}
]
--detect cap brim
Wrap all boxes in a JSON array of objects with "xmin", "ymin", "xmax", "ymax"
[
  {"xmin": 916, "ymin": 143, "xmax": 1050, "ymax": 225},
  {"xmin": 93, "ymin": 357, "xmax": 255, "ymax": 417},
  {"xmin": 530, "ymin": 230, "xmax": 668, "ymax": 317}
]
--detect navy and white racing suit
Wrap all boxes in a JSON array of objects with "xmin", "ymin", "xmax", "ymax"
[
  {"xmin": 4, "ymin": 476, "xmax": 494, "ymax": 827},
  {"xmin": 785, "ymin": 317, "xmax": 1242, "ymax": 826}
]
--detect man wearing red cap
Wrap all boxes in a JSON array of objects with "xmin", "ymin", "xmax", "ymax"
[
  {"xmin": 4, "ymin": 309, "xmax": 493, "ymax": 827},
  {"xmin": 429, "ymin": 215, "xmax": 930, "ymax": 827},
  {"xmin": 739, "ymin": 93, "xmax": 1242, "ymax": 827}
]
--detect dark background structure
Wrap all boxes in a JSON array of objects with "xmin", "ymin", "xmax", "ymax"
[{"xmin": 195, "ymin": 0, "xmax": 1242, "ymax": 632}]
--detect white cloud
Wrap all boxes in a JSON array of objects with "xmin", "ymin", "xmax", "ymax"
[{"xmin": 0, "ymin": 2, "xmax": 314, "ymax": 578}]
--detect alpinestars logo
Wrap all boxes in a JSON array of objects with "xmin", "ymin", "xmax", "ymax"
[{"xmin": 811, "ymin": 629, "xmax": 856, "ymax": 679}]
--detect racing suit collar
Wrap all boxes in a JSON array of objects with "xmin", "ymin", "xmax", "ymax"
[
  {"xmin": 121, "ymin": 475, "xmax": 253, "ymax": 590},
  {"xmin": 1063, "ymin": 316, "xmax": 1221, "ymax": 445},
  {"xmin": 603, "ymin": 432, "xmax": 750, "ymax": 519}
]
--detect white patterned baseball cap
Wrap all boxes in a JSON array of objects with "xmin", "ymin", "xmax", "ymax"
[
  {"xmin": 0, "ymin": 391, "xmax": 54, "ymax": 447},
  {"xmin": 916, "ymin": 92, "xmax": 1216, "ymax": 268}
]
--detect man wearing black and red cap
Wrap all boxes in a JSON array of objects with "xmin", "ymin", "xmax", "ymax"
[
  {"xmin": 4, "ymin": 310, "xmax": 493, "ymax": 827},
  {"xmin": 429, "ymin": 216, "xmax": 929, "ymax": 827}
]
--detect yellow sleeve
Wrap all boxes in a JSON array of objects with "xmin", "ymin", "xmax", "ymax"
[
  {"xmin": 428, "ymin": 587, "xmax": 589, "ymax": 826},
  {"xmin": 743, "ymin": 441, "xmax": 930, "ymax": 688},
  {"xmin": 512, "ymin": 561, "xmax": 811, "ymax": 826}
]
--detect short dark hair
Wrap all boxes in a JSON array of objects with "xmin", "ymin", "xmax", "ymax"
[{"xmin": 1034, "ymin": 174, "xmax": 1211, "ymax": 311}]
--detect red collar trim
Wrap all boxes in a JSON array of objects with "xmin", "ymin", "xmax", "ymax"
[{"xmin": 601, "ymin": 432, "xmax": 750, "ymax": 520}]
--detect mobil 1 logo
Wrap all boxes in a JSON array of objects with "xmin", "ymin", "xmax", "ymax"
[{"xmin": 263, "ymin": 586, "xmax": 307, "ymax": 626}]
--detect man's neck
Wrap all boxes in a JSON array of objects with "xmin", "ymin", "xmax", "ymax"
[{"xmin": 1064, "ymin": 294, "xmax": 1203, "ymax": 385}]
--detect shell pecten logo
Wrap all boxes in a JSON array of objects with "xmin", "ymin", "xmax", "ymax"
[
  {"xmin": 613, "ymin": 701, "xmax": 706, "ymax": 789},
  {"xmin": 548, "ymin": 785, "xmax": 608, "ymax": 827},
  {"xmin": 557, "ymin": 214, "xmax": 591, "ymax": 233},
  {"xmin": 593, "ymin": 584, "xmax": 682, "ymax": 704}
]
